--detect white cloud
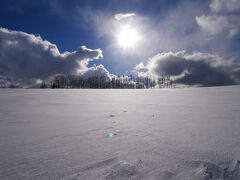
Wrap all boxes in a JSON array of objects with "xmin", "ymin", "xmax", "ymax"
[
  {"xmin": 134, "ymin": 62, "xmax": 146, "ymax": 71},
  {"xmin": 229, "ymin": 27, "xmax": 239, "ymax": 37},
  {"xmin": 0, "ymin": 27, "xmax": 103, "ymax": 80},
  {"xmin": 196, "ymin": 0, "xmax": 240, "ymax": 38},
  {"xmin": 210, "ymin": 0, "xmax": 240, "ymax": 14},
  {"xmin": 80, "ymin": 64, "xmax": 111, "ymax": 80},
  {"xmin": 196, "ymin": 14, "xmax": 240, "ymax": 38},
  {"xmin": 135, "ymin": 51, "xmax": 240, "ymax": 86},
  {"xmin": 114, "ymin": 13, "xmax": 136, "ymax": 21},
  {"xmin": 196, "ymin": 15, "xmax": 230, "ymax": 35}
]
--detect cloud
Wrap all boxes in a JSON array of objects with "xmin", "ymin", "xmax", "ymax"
[
  {"xmin": 0, "ymin": 27, "xmax": 103, "ymax": 80},
  {"xmin": 195, "ymin": 15, "xmax": 238, "ymax": 37},
  {"xmin": 114, "ymin": 13, "xmax": 136, "ymax": 21},
  {"xmin": 210, "ymin": 0, "xmax": 240, "ymax": 14},
  {"xmin": 80, "ymin": 64, "xmax": 111, "ymax": 80},
  {"xmin": 136, "ymin": 51, "xmax": 240, "ymax": 86},
  {"xmin": 134, "ymin": 62, "xmax": 147, "ymax": 71},
  {"xmin": 132, "ymin": 62, "xmax": 150, "ymax": 77},
  {"xmin": 196, "ymin": 0, "xmax": 240, "ymax": 38}
]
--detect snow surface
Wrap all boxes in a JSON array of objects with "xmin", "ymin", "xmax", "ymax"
[{"xmin": 0, "ymin": 86, "xmax": 240, "ymax": 180}]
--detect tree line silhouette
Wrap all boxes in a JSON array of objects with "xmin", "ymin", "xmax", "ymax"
[{"xmin": 43, "ymin": 74, "xmax": 173, "ymax": 89}]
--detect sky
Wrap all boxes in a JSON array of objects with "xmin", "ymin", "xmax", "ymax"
[{"xmin": 0, "ymin": 0, "xmax": 240, "ymax": 86}]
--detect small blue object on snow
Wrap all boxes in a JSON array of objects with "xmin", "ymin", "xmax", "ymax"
[{"xmin": 108, "ymin": 132, "xmax": 114, "ymax": 138}]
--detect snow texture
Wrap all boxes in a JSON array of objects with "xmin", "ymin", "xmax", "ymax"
[{"xmin": 0, "ymin": 86, "xmax": 240, "ymax": 179}]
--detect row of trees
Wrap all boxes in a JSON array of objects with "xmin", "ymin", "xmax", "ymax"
[
  {"xmin": 50, "ymin": 75, "xmax": 136, "ymax": 89},
  {"xmin": 43, "ymin": 75, "xmax": 174, "ymax": 89}
]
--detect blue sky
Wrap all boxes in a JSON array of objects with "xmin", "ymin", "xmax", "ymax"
[
  {"xmin": 0, "ymin": 0, "xmax": 240, "ymax": 86},
  {"xmin": 0, "ymin": 1, "xmax": 196, "ymax": 71}
]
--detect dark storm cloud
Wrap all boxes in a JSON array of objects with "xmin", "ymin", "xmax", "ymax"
[
  {"xmin": 136, "ymin": 51, "xmax": 240, "ymax": 86},
  {"xmin": 0, "ymin": 27, "xmax": 103, "ymax": 80}
]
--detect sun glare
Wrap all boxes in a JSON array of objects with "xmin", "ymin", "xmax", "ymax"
[{"xmin": 117, "ymin": 26, "xmax": 140, "ymax": 49}]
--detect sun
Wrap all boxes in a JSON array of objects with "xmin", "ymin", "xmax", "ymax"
[{"xmin": 117, "ymin": 26, "xmax": 141, "ymax": 49}]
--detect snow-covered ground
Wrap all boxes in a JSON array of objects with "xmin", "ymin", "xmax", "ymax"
[{"xmin": 0, "ymin": 87, "xmax": 240, "ymax": 180}]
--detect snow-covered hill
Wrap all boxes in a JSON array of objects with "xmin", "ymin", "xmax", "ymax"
[{"xmin": 0, "ymin": 86, "xmax": 240, "ymax": 179}]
